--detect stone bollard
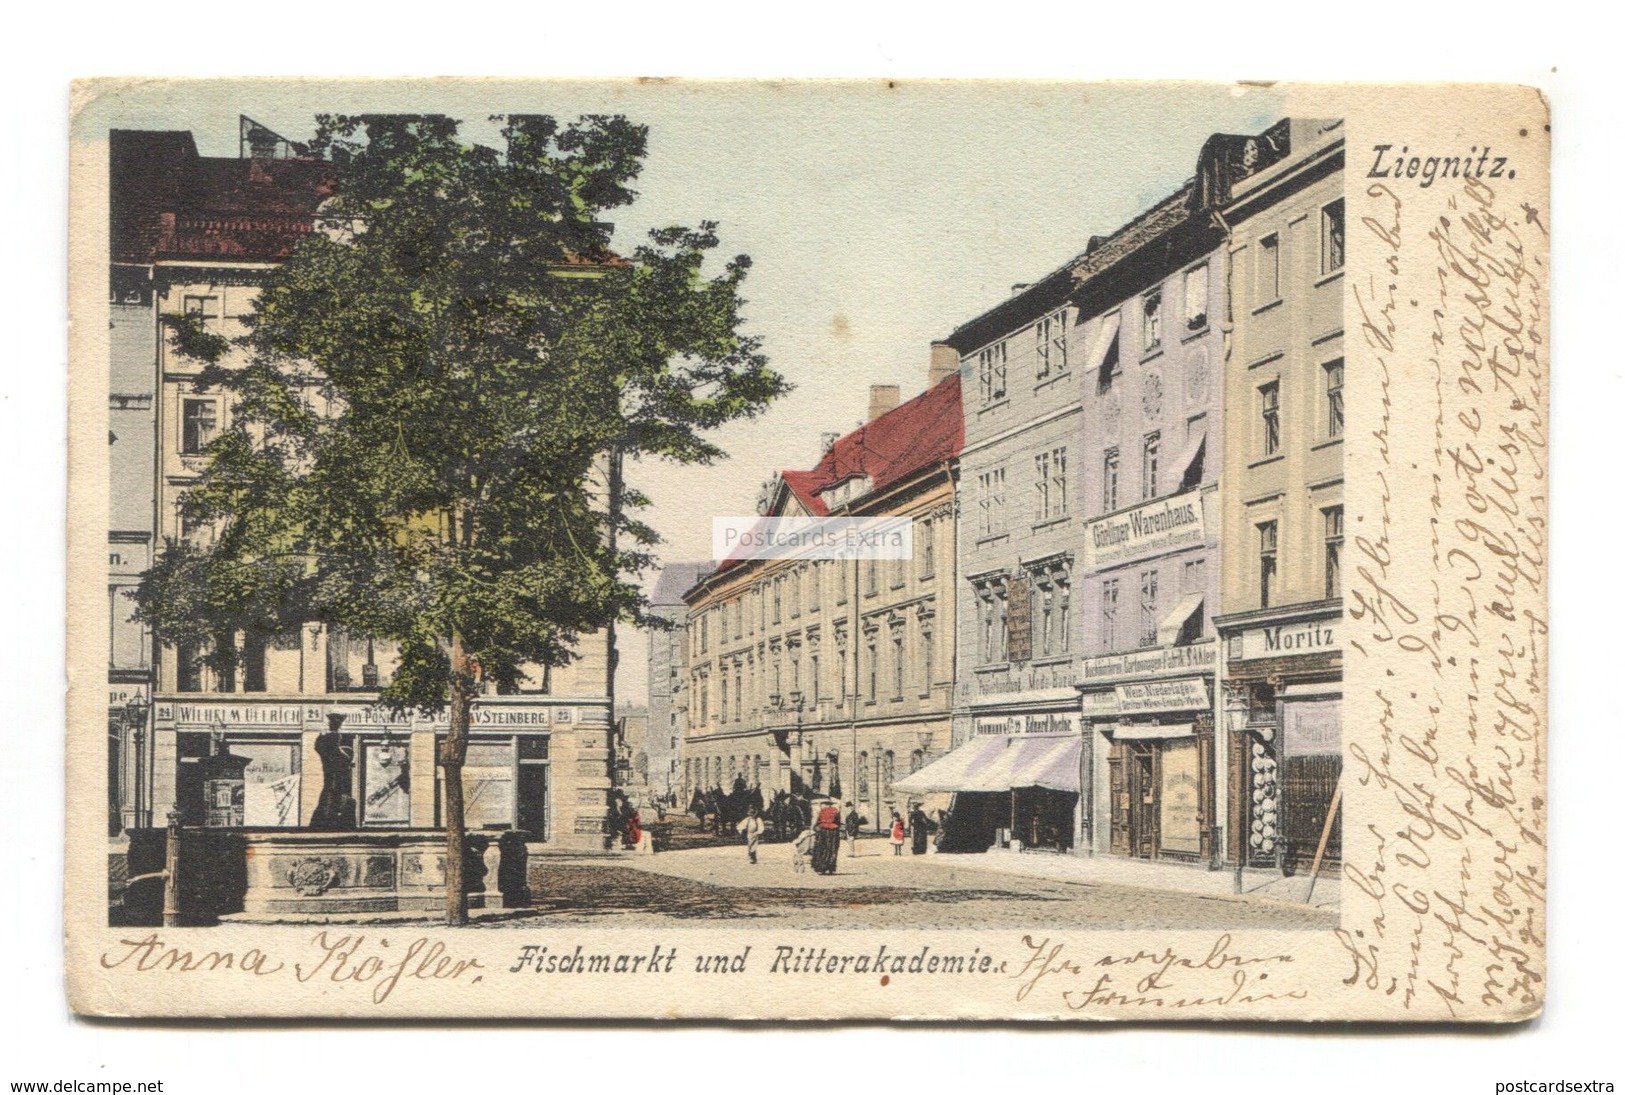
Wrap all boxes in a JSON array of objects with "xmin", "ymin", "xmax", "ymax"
[{"xmin": 481, "ymin": 841, "xmax": 502, "ymax": 909}]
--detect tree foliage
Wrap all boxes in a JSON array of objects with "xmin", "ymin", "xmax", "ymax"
[{"xmin": 134, "ymin": 113, "xmax": 786, "ymax": 921}]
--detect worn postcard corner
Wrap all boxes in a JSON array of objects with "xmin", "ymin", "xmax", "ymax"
[{"xmin": 65, "ymin": 79, "xmax": 1547, "ymax": 1022}]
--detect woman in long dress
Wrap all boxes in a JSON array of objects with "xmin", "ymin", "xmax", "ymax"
[{"xmin": 811, "ymin": 800, "xmax": 842, "ymax": 875}]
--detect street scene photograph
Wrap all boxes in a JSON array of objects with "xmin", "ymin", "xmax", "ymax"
[{"xmin": 96, "ymin": 83, "xmax": 1350, "ymax": 936}]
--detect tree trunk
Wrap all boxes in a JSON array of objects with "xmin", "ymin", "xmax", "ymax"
[{"xmin": 441, "ymin": 629, "xmax": 472, "ymax": 927}]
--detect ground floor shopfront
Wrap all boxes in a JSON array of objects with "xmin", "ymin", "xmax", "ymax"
[
  {"xmin": 1077, "ymin": 640, "xmax": 1220, "ymax": 865},
  {"xmin": 1215, "ymin": 603, "xmax": 1342, "ymax": 874},
  {"xmin": 681, "ymin": 714, "xmax": 952, "ymax": 834},
  {"xmin": 145, "ymin": 694, "xmax": 615, "ymax": 851}
]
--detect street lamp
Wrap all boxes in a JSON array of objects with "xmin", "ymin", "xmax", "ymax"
[{"xmin": 123, "ymin": 693, "xmax": 149, "ymax": 829}]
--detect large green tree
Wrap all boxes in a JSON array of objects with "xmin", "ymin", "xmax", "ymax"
[{"xmin": 135, "ymin": 113, "xmax": 785, "ymax": 924}]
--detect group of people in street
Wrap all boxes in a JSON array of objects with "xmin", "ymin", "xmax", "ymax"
[{"xmin": 737, "ymin": 799, "xmax": 943, "ymax": 872}]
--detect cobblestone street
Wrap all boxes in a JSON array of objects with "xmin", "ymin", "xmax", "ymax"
[{"xmin": 470, "ymin": 838, "xmax": 1334, "ymax": 931}]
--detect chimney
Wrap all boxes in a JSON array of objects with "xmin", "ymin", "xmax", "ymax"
[
  {"xmin": 928, "ymin": 342, "xmax": 959, "ymax": 388},
  {"xmin": 868, "ymin": 384, "xmax": 900, "ymax": 421}
]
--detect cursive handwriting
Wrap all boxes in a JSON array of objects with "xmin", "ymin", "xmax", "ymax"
[{"xmin": 1012, "ymin": 935, "xmax": 1302, "ymax": 1010}]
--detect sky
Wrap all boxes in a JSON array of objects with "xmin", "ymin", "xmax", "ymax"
[{"xmin": 83, "ymin": 80, "xmax": 1291, "ymax": 703}]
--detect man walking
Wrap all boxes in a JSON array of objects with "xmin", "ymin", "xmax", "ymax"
[
  {"xmin": 844, "ymin": 802, "xmax": 863, "ymax": 858},
  {"xmin": 737, "ymin": 806, "xmax": 765, "ymax": 864}
]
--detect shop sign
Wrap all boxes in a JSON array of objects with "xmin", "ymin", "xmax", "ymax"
[
  {"xmin": 108, "ymin": 686, "xmax": 147, "ymax": 709},
  {"xmin": 173, "ymin": 702, "xmax": 304, "ymax": 727},
  {"xmin": 1082, "ymin": 487, "xmax": 1205, "ymax": 570},
  {"xmin": 474, "ymin": 707, "xmax": 555, "ymax": 727},
  {"xmin": 1079, "ymin": 640, "xmax": 1215, "ymax": 682},
  {"xmin": 1083, "ymin": 677, "xmax": 1210, "ymax": 717},
  {"xmin": 1236, "ymin": 620, "xmax": 1339, "ymax": 661}
]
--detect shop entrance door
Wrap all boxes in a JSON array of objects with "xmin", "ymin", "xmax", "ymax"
[{"xmin": 1129, "ymin": 744, "xmax": 1158, "ymax": 859}]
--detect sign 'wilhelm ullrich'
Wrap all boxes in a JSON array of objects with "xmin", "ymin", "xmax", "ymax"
[{"xmin": 1082, "ymin": 488, "xmax": 1207, "ymax": 570}]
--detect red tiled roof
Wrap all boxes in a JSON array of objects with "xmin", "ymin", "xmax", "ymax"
[{"xmin": 779, "ymin": 372, "xmax": 963, "ymax": 517}]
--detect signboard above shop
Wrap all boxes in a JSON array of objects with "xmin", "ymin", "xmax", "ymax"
[
  {"xmin": 1082, "ymin": 676, "xmax": 1210, "ymax": 718},
  {"xmin": 1234, "ymin": 619, "xmax": 1339, "ymax": 661},
  {"xmin": 1082, "ymin": 488, "xmax": 1207, "ymax": 571}
]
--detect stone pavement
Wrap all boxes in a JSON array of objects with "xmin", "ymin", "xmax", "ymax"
[{"xmin": 610, "ymin": 835, "xmax": 1339, "ymax": 913}]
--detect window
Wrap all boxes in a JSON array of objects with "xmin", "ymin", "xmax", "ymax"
[
  {"xmin": 719, "ymin": 667, "xmax": 729, "ymax": 722},
  {"xmin": 1184, "ymin": 263, "xmax": 1209, "ymax": 331},
  {"xmin": 181, "ymin": 399, "xmax": 218, "ymax": 455},
  {"xmin": 182, "ymin": 294, "xmax": 220, "ymax": 328},
  {"xmin": 1141, "ymin": 433, "xmax": 1160, "ymax": 500},
  {"xmin": 1102, "ymin": 448, "xmax": 1120, "ymax": 512},
  {"xmin": 1139, "ymin": 569, "xmax": 1160, "ymax": 648},
  {"xmin": 836, "ymin": 642, "xmax": 848, "ymax": 705},
  {"xmin": 1324, "ymin": 506, "xmax": 1344, "ymax": 600},
  {"xmin": 1259, "ymin": 521, "xmax": 1279, "ymax": 609},
  {"xmin": 919, "ymin": 520, "xmax": 935, "ymax": 578},
  {"xmin": 977, "ymin": 467, "xmax": 1007, "ymax": 538},
  {"xmin": 1260, "ymin": 381, "xmax": 1281, "ymax": 456},
  {"xmin": 1034, "ymin": 447, "xmax": 1067, "ymax": 521},
  {"xmin": 1324, "ymin": 359, "xmax": 1345, "ymax": 439},
  {"xmin": 790, "ymin": 569, "xmax": 802, "ymax": 617},
  {"xmin": 1258, "ymin": 234, "xmax": 1281, "ymax": 304},
  {"xmin": 1058, "ymin": 584, "xmax": 1071, "ymax": 652},
  {"xmin": 734, "ymin": 598, "xmax": 743, "ymax": 639},
  {"xmin": 1101, "ymin": 579, "xmax": 1119, "ymax": 652},
  {"xmin": 733, "ymin": 669, "xmax": 742, "ymax": 717},
  {"xmin": 808, "ymin": 565, "xmax": 820, "ymax": 612},
  {"xmin": 921, "ymin": 630, "xmax": 934, "ymax": 692},
  {"xmin": 809, "ymin": 654, "xmax": 819, "ymax": 706},
  {"xmin": 865, "ymin": 559, "xmax": 878, "ymax": 596},
  {"xmin": 1039, "ymin": 589, "xmax": 1053, "ymax": 657},
  {"xmin": 1182, "ymin": 558, "xmax": 1207, "ymax": 641},
  {"xmin": 890, "ymin": 558, "xmax": 906, "ymax": 589},
  {"xmin": 1096, "ymin": 317, "xmax": 1122, "ymax": 394},
  {"xmin": 892, "ymin": 634, "xmax": 905, "ymax": 699},
  {"xmin": 1035, "ymin": 308, "xmax": 1069, "ymax": 380},
  {"xmin": 772, "ymin": 578, "xmax": 782, "ymax": 623},
  {"xmin": 1322, "ymin": 199, "xmax": 1345, "ymax": 274},
  {"xmin": 1142, "ymin": 287, "xmax": 1162, "ymax": 352},
  {"xmin": 866, "ymin": 638, "xmax": 878, "ymax": 701},
  {"xmin": 978, "ymin": 341, "xmax": 1008, "ymax": 403}
]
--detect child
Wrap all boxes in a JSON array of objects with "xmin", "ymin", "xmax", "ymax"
[
  {"xmin": 792, "ymin": 827, "xmax": 814, "ymax": 873},
  {"xmin": 890, "ymin": 812, "xmax": 906, "ymax": 856}
]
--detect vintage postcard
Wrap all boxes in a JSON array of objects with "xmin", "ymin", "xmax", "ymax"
[{"xmin": 65, "ymin": 79, "xmax": 1547, "ymax": 1020}]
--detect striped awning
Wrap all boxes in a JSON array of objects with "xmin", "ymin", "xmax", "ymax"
[{"xmin": 893, "ymin": 734, "xmax": 1082, "ymax": 795}]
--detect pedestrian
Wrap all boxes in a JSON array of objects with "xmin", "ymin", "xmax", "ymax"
[
  {"xmin": 890, "ymin": 812, "xmax": 906, "ymax": 856},
  {"xmin": 811, "ymin": 799, "xmax": 842, "ymax": 875},
  {"xmin": 844, "ymin": 801, "xmax": 863, "ymax": 858},
  {"xmin": 910, "ymin": 803, "xmax": 934, "ymax": 855},
  {"xmin": 792, "ymin": 827, "xmax": 814, "ymax": 873},
  {"xmin": 737, "ymin": 805, "xmax": 764, "ymax": 864}
]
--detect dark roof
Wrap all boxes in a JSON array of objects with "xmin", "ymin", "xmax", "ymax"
[
  {"xmin": 111, "ymin": 129, "xmax": 335, "ymax": 265},
  {"xmin": 778, "ymin": 371, "xmax": 963, "ymax": 517},
  {"xmin": 651, "ymin": 562, "xmax": 714, "ymax": 605}
]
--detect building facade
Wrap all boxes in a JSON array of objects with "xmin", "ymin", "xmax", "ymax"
[
  {"xmin": 646, "ymin": 562, "xmax": 712, "ymax": 802},
  {"xmin": 1212, "ymin": 118, "xmax": 1346, "ymax": 874},
  {"xmin": 681, "ymin": 368, "xmax": 961, "ymax": 831},
  {"xmin": 119, "ymin": 124, "xmax": 616, "ymax": 851}
]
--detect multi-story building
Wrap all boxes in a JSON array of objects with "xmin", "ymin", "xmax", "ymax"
[
  {"xmin": 119, "ymin": 123, "xmax": 616, "ymax": 851},
  {"xmin": 681, "ymin": 366, "xmax": 961, "ymax": 830},
  {"xmin": 646, "ymin": 562, "xmax": 712, "ymax": 802},
  {"xmin": 1212, "ymin": 118, "xmax": 1345, "ymax": 875}
]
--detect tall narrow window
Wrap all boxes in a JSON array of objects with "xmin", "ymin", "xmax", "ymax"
[
  {"xmin": 1184, "ymin": 263, "xmax": 1209, "ymax": 331},
  {"xmin": 1033, "ymin": 451, "xmax": 1051, "ymax": 522},
  {"xmin": 1324, "ymin": 359, "xmax": 1345, "ymax": 439},
  {"xmin": 1034, "ymin": 308, "xmax": 1068, "ymax": 379},
  {"xmin": 1258, "ymin": 234, "xmax": 1281, "ymax": 303},
  {"xmin": 919, "ymin": 520, "xmax": 935, "ymax": 578},
  {"xmin": 1182, "ymin": 557, "xmax": 1206, "ymax": 641},
  {"xmin": 1139, "ymin": 569, "xmax": 1159, "ymax": 649},
  {"xmin": 892, "ymin": 634, "xmax": 904, "ymax": 699},
  {"xmin": 1259, "ymin": 521, "xmax": 1279, "ymax": 609},
  {"xmin": 837, "ymin": 644, "xmax": 848, "ymax": 705},
  {"xmin": 1142, "ymin": 287, "xmax": 1162, "ymax": 352},
  {"xmin": 1103, "ymin": 448, "xmax": 1120, "ymax": 512},
  {"xmin": 1051, "ymin": 447, "xmax": 1067, "ymax": 517},
  {"xmin": 921, "ymin": 630, "xmax": 933, "ymax": 692},
  {"xmin": 181, "ymin": 399, "xmax": 218, "ymax": 455},
  {"xmin": 1039, "ymin": 590, "xmax": 1054, "ymax": 657},
  {"xmin": 1096, "ymin": 321, "xmax": 1122, "ymax": 394},
  {"xmin": 1141, "ymin": 433, "xmax": 1161, "ymax": 500},
  {"xmin": 866, "ymin": 639, "xmax": 878, "ymax": 701},
  {"xmin": 772, "ymin": 578, "xmax": 782, "ymax": 622},
  {"xmin": 1260, "ymin": 381, "xmax": 1281, "ymax": 456},
  {"xmin": 978, "ymin": 341, "xmax": 1008, "ymax": 403},
  {"xmin": 1057, "ymin": 581, "xmax": 1071, "ymax": 652},
  {"xmin": 1322, "ymin": 199, "xmax": 1345, "ymax": 274},
  {"xmin": 1100, "ymin": 580, "xmax": 1119, "ymax": 652},
  {"xmin": 1324, "ymin": 506, "xmax": 1344, "ymax": 600}
]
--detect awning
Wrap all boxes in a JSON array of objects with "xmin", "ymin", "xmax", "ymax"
[
  {"xmin": 894, "ymin": 734, "xmax": 1082, "ymax": 795},
  {"xmin": 1112, "ymin": 722, "xmax": 1195, "ymax": 741},
  {"xmin": 1279, "ymin": 682, "xmax": 1343, "ymax": 699},
  {"xmin": 891, "ymin": 734, "xmax": 1009, "ymax": 794},
  {"xmin": 1157, "ymin": 592, "xmax": 1206, "ymax": 646},
  {"xmin": 1174, "ymin": 426, "xmax": 1207, "ymax": 487},
  {"xmin": 1084, "ymin": 311, "xmax": 1122, "ymax": 373}
]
